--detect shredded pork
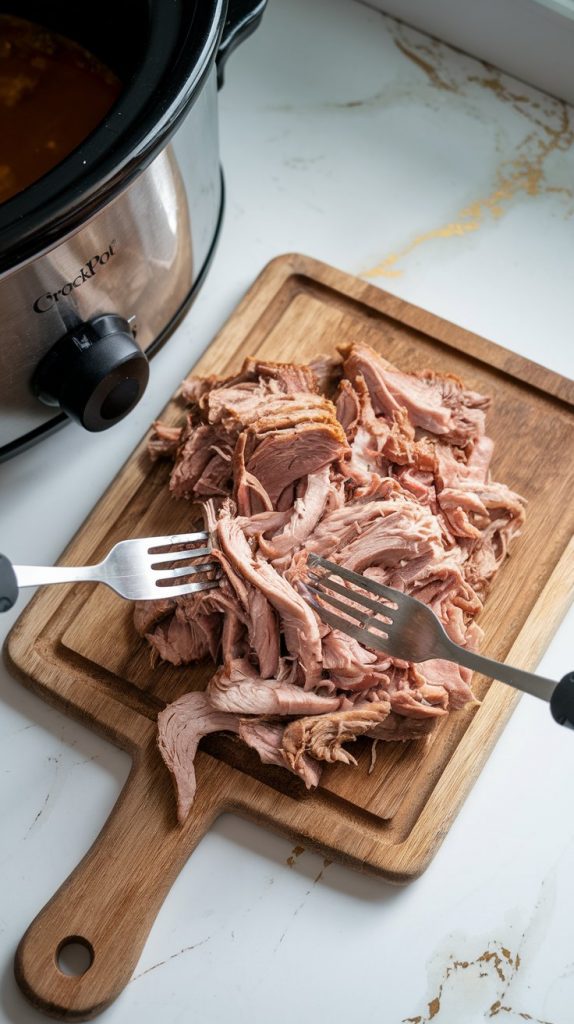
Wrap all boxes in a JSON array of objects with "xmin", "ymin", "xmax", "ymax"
[{"xmin": 138, "ymin": 343, "xmax": 525, "ymax": 821}]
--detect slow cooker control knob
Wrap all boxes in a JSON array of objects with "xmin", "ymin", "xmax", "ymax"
[{"xmin": 32, "ymin": 314, "xmax": 149, "ymax": 432}]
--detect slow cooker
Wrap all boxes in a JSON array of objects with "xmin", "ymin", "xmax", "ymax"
[{"xmin": 0, "ymin": 0, "xmax": 266, "ymax": 460}]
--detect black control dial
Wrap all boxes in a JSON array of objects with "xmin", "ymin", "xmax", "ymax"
[{"xmin": 32, "ymin": 314, "xmax": 149, "ymax": 432}]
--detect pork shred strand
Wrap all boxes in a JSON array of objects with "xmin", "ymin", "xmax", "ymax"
[{"xmin": 135, "ymin": 344, "xmax": 525, "ymax": 821}]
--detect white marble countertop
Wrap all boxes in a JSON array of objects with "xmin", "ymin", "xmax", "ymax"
[{"xmin": 1, "ymin": 2, "xmax": 574, "ymax": 1022}]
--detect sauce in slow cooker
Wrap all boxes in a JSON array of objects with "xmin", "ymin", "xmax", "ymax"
[{"xmin": 0, "ymin": 15, "xmax": 121, "ymax": 204}]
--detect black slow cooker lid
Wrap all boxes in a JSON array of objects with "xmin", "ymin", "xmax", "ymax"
[{"xmin": 0, "ymin": 0, "xmax": 226, "ymax": 276}]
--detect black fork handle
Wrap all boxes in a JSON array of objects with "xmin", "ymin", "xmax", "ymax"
[
  {"xmin": 550, "ymin": 672, "xmax": 574, "ymax": 729},
  {"xmin": 0, "ymin": 554, "xmax": 17, "ymax": 612},
  {"xmin": 446, "ymin": 643, "xmax": 574, "ymax": 731}
]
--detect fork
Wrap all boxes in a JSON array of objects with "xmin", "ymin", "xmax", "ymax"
[
  {"xmin": 0, "ymin": 532, "xmax": 219, "ymax": 611},
  {"xmin": 306, "ymin": 554, "xmax": 574, "ymax": 730}
]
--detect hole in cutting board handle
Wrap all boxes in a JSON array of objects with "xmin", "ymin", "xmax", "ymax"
[{"xmin": 56, "ymin": 937, "xmax": 94, "ymax": 977}]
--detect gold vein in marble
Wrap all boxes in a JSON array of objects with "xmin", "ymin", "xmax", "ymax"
[
  {"xmin": 394, "ymin": 40, "xmax": 457, "ymax": 93},
  {"xmin": 401, "ymin": 943, "xmax": 553, "ymax": 1024},
  {"xmin": 365, "ymin": 21, "xmax": 574, "ymax": 279}
]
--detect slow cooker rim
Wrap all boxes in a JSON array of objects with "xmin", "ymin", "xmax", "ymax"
[{"xmin": 0, "ymin": 0, "xmax": 226, "ymax": 276}]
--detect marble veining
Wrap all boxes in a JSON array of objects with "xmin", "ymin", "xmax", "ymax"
[{"xmin": 363, "ymin": 14, "xmax": 574, "ymax": 278}]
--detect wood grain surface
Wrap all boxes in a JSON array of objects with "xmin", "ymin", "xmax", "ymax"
[{"xmin": 6, "ymin": 254, "xmax": 574, "ymax": 1020}]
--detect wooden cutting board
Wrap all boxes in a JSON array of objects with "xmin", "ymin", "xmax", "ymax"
[{"xmin": 7, "ymin": 254, "xmax": 574, "ymax": 1021}]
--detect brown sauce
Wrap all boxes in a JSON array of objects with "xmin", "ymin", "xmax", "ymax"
[{"xmin": 0, "ymin": 15, "xmax": 121, "ymax": 204}]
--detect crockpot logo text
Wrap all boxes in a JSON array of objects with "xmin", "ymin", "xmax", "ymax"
[{"xmin": 32, "ymin": 241, "xmax": 117, "ymax": 313}]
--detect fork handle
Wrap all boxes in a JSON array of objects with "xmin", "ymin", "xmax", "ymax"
[
  {"xmin": 0, "ymin": 555, "xmax": 103, "ymax": 610},
  {"xmin": 12, "ymin": 563, "xmax": 102, "ymax": 589},
  {"xmin": 0, "ymin": 554, "xmax": 18, "ymax": 611},
  {"xmin": 444, "ymin": 642, "xmax": 558, "ymax": 705},
  {"xmin": 550, "ymin": 672, "xmax": 574, "ymax": 729},
  {"xmin": 445, "ymin": 644, "xmax": 574, "ymax": 729}
]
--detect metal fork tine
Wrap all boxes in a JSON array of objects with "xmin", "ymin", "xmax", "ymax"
[
  {"xmin": 307, "ymin": 582, "xmax": 390, "ymax": 634},
  {"xmin": 144, "ymin": 531, "xmax": 209, "ymax": 550},
  {"xmin": 156, "ymin": 561, "xmax": 220, "ymax": 581},
  {"xmin": 308, "ymin": 570, "xmax": 396, "ymax": 619},
  {"xmin": 308, "ymin": 555, "xmax": 403, "ymax": 605},
  {"xmin": 306, "ymin": 595, "xmax": 391, "ymax": 655},
  {"xmin": 150, "ymin": 546, "xmax": 212, "ymax": 566},
  {"xmin": 155, "ymin": 580, "xmax": 220, "ymax": 598}
]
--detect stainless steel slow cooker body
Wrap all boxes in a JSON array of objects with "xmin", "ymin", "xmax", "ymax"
[{"xmin": 0, "ymin": 0, "xmax": 266, "ymax": 459}]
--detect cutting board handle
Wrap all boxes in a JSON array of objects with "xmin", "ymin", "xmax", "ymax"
[{"xmin": 15, "ymin": 737, "xmax": 226, "ymax": 1021}]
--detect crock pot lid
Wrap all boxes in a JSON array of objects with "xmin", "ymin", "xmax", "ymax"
[{"xmin": 0, "ymin": 0, "xmax": 226, "ymax": 276}]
